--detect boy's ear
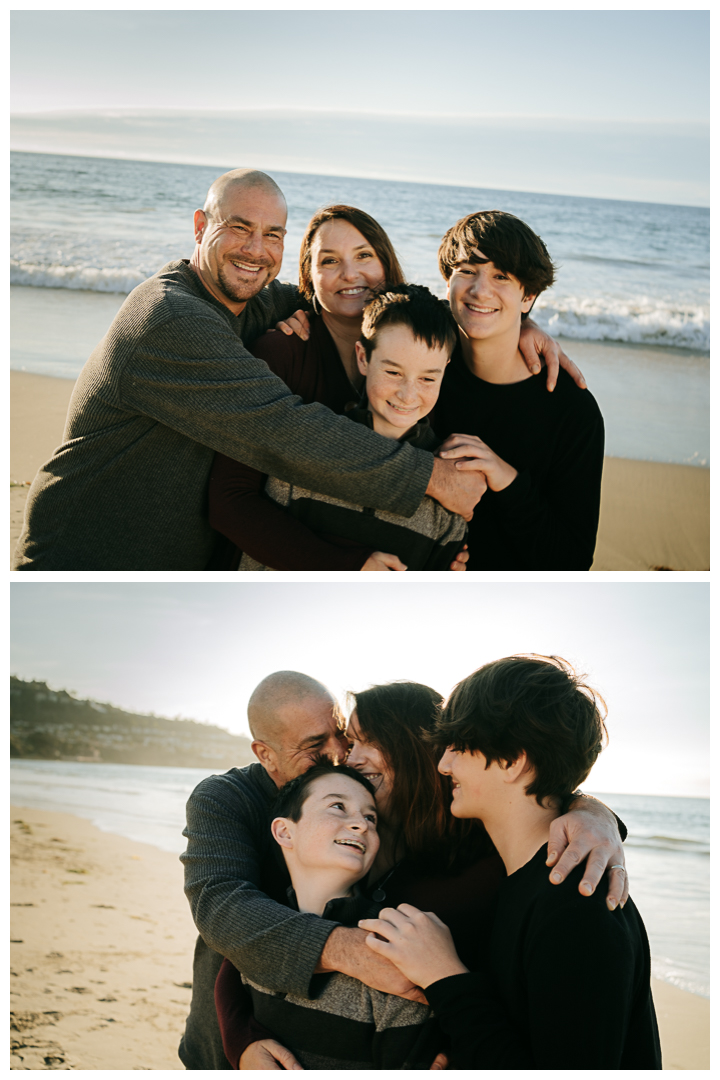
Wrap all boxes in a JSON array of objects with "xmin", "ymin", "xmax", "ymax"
[
  {"xmin": 521, "ymin": 294, "xmax": 536, "ymax": 314},
  {"xmin": 271, "ymin": 817, "xmax": 295, "ymax": 850},
  {"xmin": 355, "ymin": 340, "xmax": 369, "ymax": 375}
]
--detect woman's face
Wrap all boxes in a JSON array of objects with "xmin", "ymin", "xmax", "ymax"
[
  {"xmin": 345, "ymin": 709, "xmax": 394, "ymax": 817},
  {"xmin": 310, "ymin": 219, "xmax": 386, "ymax": 320}
]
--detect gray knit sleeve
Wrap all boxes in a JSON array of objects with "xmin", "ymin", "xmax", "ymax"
[
  {"xmin": 120, "ymin": 313, "xmax": 432, "ymax": 518},
  {"xmin": 181, "ymin": 773, "xmax": 338, "ymax": 999}
]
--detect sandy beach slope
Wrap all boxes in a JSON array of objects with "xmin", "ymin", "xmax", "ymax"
[
  {"xmin": 10, "ymin": 805, "xmax": 709, "ymax": 1070},
  {"xmin": 9, "ymin": 371, "xmax": 710, "ymax": 570}
]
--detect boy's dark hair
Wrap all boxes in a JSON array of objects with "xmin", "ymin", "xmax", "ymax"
[
  {"xmin": 431, "ymin": 655, "xmax": 607, "ymax": 807},
  {"xmin": 437, "ymin": 210, "xmax": 556, "ymax": 299},
  {"xmin": 271, "ymin": 759, "xmax": 377, "ymax": 823},
  {"xmin": 359, "ymin": 283, "xmax": 457, "ymax": 362}
]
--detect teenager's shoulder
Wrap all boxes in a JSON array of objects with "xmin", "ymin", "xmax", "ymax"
[{"xmin": 551, "ymin": 369, "xmax": 603, "ymax": 421}]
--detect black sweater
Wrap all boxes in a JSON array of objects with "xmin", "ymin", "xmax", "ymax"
[
  {"xmin": 434, "ymin": 348, "xmax": 605, "ymax": 569},
  {"xmin": 425, "ymin": 845, "xmax": 661, "ymax": 1070}
]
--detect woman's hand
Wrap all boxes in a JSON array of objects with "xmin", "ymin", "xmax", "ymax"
[
  {"xmin": 275, "ymin": 310, "xmax": 311, "ymax": 340},
  {"xmin": 239, "ymin": 1038, "xmax": 303, "ymax": 1069},
  {"xmin": 359, "ymin": 904, "xmax": 469, "ymax": 989},
  {"xmin": 518, "ymin": 317, "xmax": 587, "ymax": 392},
  {"xmin": 438, "ymin": 434, "xmax": 517, "ymax": 492},
  {"xmin": 362, "ymin": 551, "xmax": 407, "ymax": 571},
  {"xmin": 449, "ymin": 544, "xmax": 469, "ymax": 571}
]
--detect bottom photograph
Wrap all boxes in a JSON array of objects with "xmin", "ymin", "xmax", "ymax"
[{"xmin": 10, "ymin": 581, "xmax": 709, "ymax": 1071}]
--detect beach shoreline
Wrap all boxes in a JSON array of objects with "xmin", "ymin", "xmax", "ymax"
[
  {"xmin": 10, "ymin": 370, "xmax": 709, "ymax": 571},
  {"xmin": 10, "ymin": 804, "xmax": 710, "ymax": 1070}
]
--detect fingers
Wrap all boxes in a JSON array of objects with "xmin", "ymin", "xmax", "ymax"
[
  {"xmin": 276, "ymin": 320, "xmax": 293, "ymax": 336},
  {"xmin": 544, "ymin": 345, "xmax": 560, "ymax": 393},
  {"xmin": 557, "ymin": 348, "xmax": 587, "ymax": 390},
  {"xmin": 606, "ymin": 865, "xmax": 629, "ymax": 911},
  {"xmin": 548, "ymin": 843, "xmax": 581, "ymax": 885},
  {"xmin": 430, "ymin": 1052, "xmax": 449, "ymax": 1070},
  {"xmin": 271, "ymin": 1043, "xmax": 304, "ymax": 1070}
]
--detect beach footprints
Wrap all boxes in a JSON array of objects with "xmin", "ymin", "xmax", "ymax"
[{"xmin": 10, "ymin": 1011, "xmax": 74, "ymax": 1070}]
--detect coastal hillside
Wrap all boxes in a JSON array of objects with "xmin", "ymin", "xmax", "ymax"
[{"xmin": 10, "ymin": 676, "xmax": 254, "ymax": 768}]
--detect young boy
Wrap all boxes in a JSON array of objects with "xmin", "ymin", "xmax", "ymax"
[
  {"xmin": 213, "ymin": 762, "xmax": 441, "ymax": 1069},
  {"xmin": 360, "ymin": 656, "xmax": 662, "ymax": 1070},
  {"xmin": 236, "ymin": 285, "xmax": 470, "ymax": 571},
  {"xmin": 433, "ymin": 212, "xmax": 605, "ymax": 569}
]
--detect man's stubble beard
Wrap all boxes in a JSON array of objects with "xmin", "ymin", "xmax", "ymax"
[{"xmin": 216, "ymin": 261, "xmax": 273, "ymax": 306}]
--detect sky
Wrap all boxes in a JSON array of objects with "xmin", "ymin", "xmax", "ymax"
[
  {"xmin": 9, "ymin": 9, "xmax": 709, "ymax": 205},
  {"xmin": 10, "ymin": 581, "xmax": 709, "ymax": 799}
]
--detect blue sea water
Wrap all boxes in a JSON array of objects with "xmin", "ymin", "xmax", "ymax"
[
  {"xmin": 11, "ymin": 150, "xmax": 709, "ymax": 350},
  {"xmin": 10, "ymin": 760, "xmax": 710, "ymax": 999}
]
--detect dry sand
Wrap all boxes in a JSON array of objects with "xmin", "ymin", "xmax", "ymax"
[
  {"xmin": 9, "ymin": 370, "xmax": 710, "ymax": 570},
  {"xmin": 10, "ymin": 805, "xmax": 709, "ymax": 1070}
]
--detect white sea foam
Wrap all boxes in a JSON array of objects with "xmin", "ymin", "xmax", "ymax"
[
  {"xmin": 10, "ymin": 258, "xmax": 146, "ymax": 294},
  {"xmin": 536, "ymin": 296, "xmax": 709, "ymax": 351}
]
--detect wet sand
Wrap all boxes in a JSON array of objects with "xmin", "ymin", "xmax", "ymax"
[{"xmin": 10, "ymin": 806, "xmax": 710, "ymax": 1070}]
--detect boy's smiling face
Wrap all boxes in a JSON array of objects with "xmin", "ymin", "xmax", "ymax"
[
  {"xmin": 448, "ymin": 249, "xmax": 536, "ymax": 342},
  {"xmin": 355, "ymin": 323, "xmax": 450, "ymax": 439},
  {"xmin": 273, "ymin": 772, "xmax": 380, "ymax": 880}
]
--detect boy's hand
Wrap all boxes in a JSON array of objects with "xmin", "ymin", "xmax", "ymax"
[
  {"xmin": 362, "ymin": 551, "xmax": 407, "ymax": 571},
  {"xmin": 519, "ymin": 318, "xmax": 587, "ymax": 392},
  {"xmin": 438, "ymin": 434, "xmax": 517, "ymax": 492},
  {"xmin": 359, "ymin": 905, "xmax": 469, "ymax": 989},
  {"xmin": 449, "ymin": 544, "xmax": 469, "ymax": 571},
  {"xmin": 239, "ymin": 1038, "xmax": 303, "ymax": 1069},
  {"xmin": 275, "ymin": 309, "xmax": 311, "ymax": 340}
]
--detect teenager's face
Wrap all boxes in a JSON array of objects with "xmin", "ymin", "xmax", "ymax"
[
  {"xmin": 310, "ymin": 219, "xmax": 386, "ymax": 320},
  {"xmin": 438, "ymin": 745, "xmax": 500, "ymax": 819},
  {"xmin": 447, "ymin": 251, "xmax": 535, "ymax": 343},
  {"xmin": 345, "ymin": 710, "xmax": 394, "ymax": 816},
  {"xmin": 355, "ymin": 324, "xmax": 449, "ymax": 439},
  {"xmin": 280, "ymin": 772, "xmax": 380, "ymax": 879}
]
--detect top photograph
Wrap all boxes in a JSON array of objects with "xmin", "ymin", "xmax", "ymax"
[{"xmin": 10, "ymin": 9, "xmax": 709, "ymax": 572}]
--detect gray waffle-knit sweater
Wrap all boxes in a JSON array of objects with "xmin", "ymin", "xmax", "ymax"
[
  {"xmin": 179, "ymin": 763, "xmax": 341, "ymax": 1070},
  {"xmin": 12, "ymin": 261, "xmax": 433, "ymax": 570}
]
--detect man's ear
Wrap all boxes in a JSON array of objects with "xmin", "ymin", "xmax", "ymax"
[
  {"xmin": 271, "ymin": 817, "xmax": 295, "ymax": 850},
  {"xmin": 252, "ymin": 739, "xmax": 279, "ymax": 779},
  {"xmin": 194, "ymin": 209, "xmax": 207, "ymax": 245},
  {"xmin": 355, "ymin": 340, "xmax": 369, "ymax": 376}
]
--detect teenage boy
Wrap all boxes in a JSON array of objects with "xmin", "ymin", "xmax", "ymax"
[
  {"xmin": 235, "ymin": 284, "xmax": 470, "ymax": 571},
  {"xmin": 360, "ymin": 656, "xmax": 662, "ymax": 1070},
  {"xmin": 213, "ymin": 762, "xmax": 441, "ymax": 1069},
  {"xmin": 434, "ymin": 212, "xmax": 605, "ymax": 570}
]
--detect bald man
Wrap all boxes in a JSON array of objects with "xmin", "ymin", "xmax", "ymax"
[{"xmin": 13, "ymin": 167, "xmax": 486, "ymax": 570}]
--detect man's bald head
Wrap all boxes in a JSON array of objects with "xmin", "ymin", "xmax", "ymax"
[
  {"xmin": 248, "ymin": 672, "xmax": 348, "ymax": 786},
  {"xmin": 248, "ymin": 671, "xmax": 335, "ymax": 744},
  {"xmin": 203, "ymin": 168, "xmax": 286, "ymax": 223}
]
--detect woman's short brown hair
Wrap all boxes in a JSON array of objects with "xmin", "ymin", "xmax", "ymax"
[
  {"xmin": 298, "ymin": 205, "xmax": 405, "ymax": 306},
  {"xmin": 438, "ymin": 210, "xmax": 556, "ymax": 298}
]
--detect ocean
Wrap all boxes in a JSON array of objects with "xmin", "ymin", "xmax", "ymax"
[
  {"xmin": 10, "ymin": 760, "xmax": 710, "ymax": 999},
  {"xmin": 10, "ymin": 151, "xmax": 709, "ymax": 465}
]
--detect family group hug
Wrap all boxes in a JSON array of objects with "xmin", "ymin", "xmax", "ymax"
[
  {"xmin": 13, "ymin": 168, "xmax": 604, "ymax": 571},
  {"xmin": 178, "ymin": 661, "xmax": 661, "ymax": 1069}
]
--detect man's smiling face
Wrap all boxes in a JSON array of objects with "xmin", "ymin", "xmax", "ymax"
[{"xmin": 193, "ymin": 183, "xmax": 287, "ymax": 314}]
